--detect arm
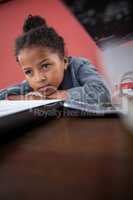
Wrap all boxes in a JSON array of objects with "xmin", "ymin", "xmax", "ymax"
[
  {"xmin": 0, "ymin": 89, "xmax": 8, "ymax": 100},
  {"xmin": 67, "ymin": 59, "xmax": 111, "ymax": 105},
  {"xmin": 0, "ymin": 81, "xmax": 32, "ymax": 100},
  {"xmin": 66, "ymin": 59, "xmax": 111, "ymax": 105}
]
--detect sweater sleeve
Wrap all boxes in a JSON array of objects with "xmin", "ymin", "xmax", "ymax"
[
  {"xmin": 0, "ymin": 80, "xmax": 32, "ymax": 100},
  {"xmin": 67, "ymin": 58, "xmax": 111, "ymax": 106}
]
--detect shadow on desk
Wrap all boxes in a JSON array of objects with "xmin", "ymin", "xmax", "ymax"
[{"xmin": 0, "ymin": 106, "xmax": 120, "ymax": 145}]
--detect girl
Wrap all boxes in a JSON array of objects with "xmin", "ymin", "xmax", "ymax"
[{"xmin": 0, "ymin": 15, "xmax": 111, "ymax": 106}]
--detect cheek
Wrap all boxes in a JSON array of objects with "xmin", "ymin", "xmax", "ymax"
[
  {"xmin": 25, "ymin": 77, "xmax": 37, "ymax": 90},
  {"xmin": 48, "ymin": 67, "xmax": 64, "ymax": 86}
]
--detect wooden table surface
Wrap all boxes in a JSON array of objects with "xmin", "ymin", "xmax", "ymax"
[{"xmin": 0, "ymin": 116, "xmax": 133, "ymax": 200}]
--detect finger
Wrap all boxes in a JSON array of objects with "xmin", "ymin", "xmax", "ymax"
[
  {"xmin": 25, "ymin": 95, "xmax": 45, "ymax": 100},
  {"xmin": 7, "ymin": 95, "xmax": 40, "ymax": 100},
  {"xmin": 45, "ymin": 87, "xmax": 57, "ymax": 96},
  {"xmin": 46, "ymin": 93, "xmax": 57, "ymax": 99}
]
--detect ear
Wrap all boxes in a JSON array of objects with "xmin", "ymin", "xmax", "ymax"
[{"xmin": 64, "ymin": 57, "xmax": 68, "ymax": 70}]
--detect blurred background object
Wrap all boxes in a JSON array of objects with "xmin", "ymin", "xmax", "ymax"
[
  {"xmin": 101, "ymin": 42, "xmax": 133, "ymax": 102},
  {"xmin": 63, "ymin": 0, "xmax": 133, "ymax": 49},
  {"xmin": 121, "ymin": 94, "xmax": 133, "ymax": 133}
]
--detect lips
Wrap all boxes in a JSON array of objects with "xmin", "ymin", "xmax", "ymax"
[
  {"xmin": 38, "ymin": 84, "xmax": 51, "ymax": 92},
  {"xmin": 38, "ymin": 85, "xmax": 57, "ymax": 96}
]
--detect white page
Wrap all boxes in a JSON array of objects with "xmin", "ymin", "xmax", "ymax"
[{"xmin": 0, "ymin": 100, "xmax": 61, "ymax": 117}]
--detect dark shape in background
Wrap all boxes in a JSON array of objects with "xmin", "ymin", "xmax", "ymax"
[{"xmin": 63, "ymin": 0, "xmax": 133, "ymax": 48}]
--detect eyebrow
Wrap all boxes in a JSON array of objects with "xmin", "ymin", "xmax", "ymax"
[
  {"xmin": 23, "ymin": 59, "xmax": 49, "ymax": 70},
  {"xmin": 23, "ymin": 67, "xmax": 32, "ymax": 70},
  {"xmin": 37, "ymin": 58, "xmax": 49, "ymax": 65}
]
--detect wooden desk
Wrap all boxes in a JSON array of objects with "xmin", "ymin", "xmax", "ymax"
[{"xmin": 0, "ymin": 117, "xmax": 133, "ymax": 200}]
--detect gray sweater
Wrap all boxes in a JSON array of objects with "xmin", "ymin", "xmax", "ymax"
[{"xmin": 0, "ymin": 56, "xmax": 111, "ymax": 105}]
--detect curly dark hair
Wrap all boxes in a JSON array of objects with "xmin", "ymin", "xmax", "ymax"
[
  {"xmin": 15, "ymin": 15, "xmax": 65, "ymax": 61},
  {"xmin": 22, "ymin": 14, "xmax": 48, "ymax": 33}
]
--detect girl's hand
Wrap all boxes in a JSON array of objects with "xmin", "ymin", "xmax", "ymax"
[
  {"xmin": 7, "ymin": 92, "xmax": 46, "ymax": 100},
  {"xmin": 7, "ymin": 90, "xmax": 68, "ymax": 100},
  {"xmin": 46, "ymin": 90, "xmax": 68, "ymax": 100}
]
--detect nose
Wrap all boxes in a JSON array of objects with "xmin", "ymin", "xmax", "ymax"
[{"xmin": 34, "ymin": 71, "xmax": 47, "ymax": 83}]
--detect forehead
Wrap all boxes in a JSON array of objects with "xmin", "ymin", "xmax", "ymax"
[{"xmin": 18, "ymin": 47, "xmax": 61, "ymax": 66}]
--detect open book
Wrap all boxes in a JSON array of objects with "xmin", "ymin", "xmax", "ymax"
[
  {"xmin": 0, "ymin": 97, "xmax": 125, "ymax": 134},
  {"xmin": 0, "ymin": 99, "xmax": 121, "ymax": 119},
  {"xmin": 0, "ymin": 100, "xmax": 64, "ymax": 133},
  {"xmin": 0, "ymin": 100, "xmax": 62, "ymax": 118}
]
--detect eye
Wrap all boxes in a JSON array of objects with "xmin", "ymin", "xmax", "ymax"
[
  {"xmin": 24, "ymin": 70, "xmax": 33, "ymax": 77},
  {"xmin": 41, "ymin": 63, "xmax": 51, "ymax": 69}
]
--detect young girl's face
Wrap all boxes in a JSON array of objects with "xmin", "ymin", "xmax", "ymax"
[{"xmin": 18, "ymin": 47, "xmax": 68, "ymax": 93}]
